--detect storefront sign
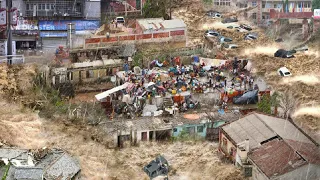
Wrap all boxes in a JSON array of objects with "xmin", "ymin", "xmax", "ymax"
[
  {"xmin": 39, "ymin": 20, "xmax": 100, "ymax": 31},
  {"xmin": 40, "ymin": 32, "xmax": 67, "ymax": 37},
  {"xmin": 314, "ymin": 9, "xmax": 320, "ymax": 19},
  {"xmin": 13, "ymin": 20, "xmax": 38, "ymax": 30},
  {"xmin": 0, "ymin": 8, "xmax": 6, "ymax": 26}
]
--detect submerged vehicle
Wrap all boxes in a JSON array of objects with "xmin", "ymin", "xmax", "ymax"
[
  {"xmin": 143, "ymin": 156, "xmax": 169, "ymax": 180},
  {"xmin": 233, "ymin": 90, "xmax": 259, "ymax": 104}
]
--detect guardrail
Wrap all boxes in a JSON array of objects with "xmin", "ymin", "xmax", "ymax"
[{"xmin": 0, "ymin": 55, "xmax": 25, "ymax": 64}]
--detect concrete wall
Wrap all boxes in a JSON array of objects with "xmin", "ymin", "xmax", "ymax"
[{"xmin": 84, "ymin": 1, "xmax": 101, "ymax": 20}]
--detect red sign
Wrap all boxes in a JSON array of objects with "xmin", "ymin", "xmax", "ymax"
[
  {"xmin": 153, "ymin": 32, "xmax": 169, "ymax": 38},
  {"xmin": 85, "ymin": 38, "xmax": 100, "ymax": 44},
  {"xmin": 101, "ymin": 37, "xmax": 118, "ymax": 42},
  {"xmin": 136, "ymin": 34, "xmax": 152, "ymax": 40},
  {"xmin": 170, "ymin": 30, "xmax": 185, "ymax": 36}
]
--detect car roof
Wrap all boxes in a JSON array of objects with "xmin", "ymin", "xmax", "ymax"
[{"xmin": 279, "ymin": 67, "xmax": 290, "ymax": 72}]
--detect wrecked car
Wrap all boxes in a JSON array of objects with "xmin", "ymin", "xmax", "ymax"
[
  {"xmin": 222, "ymin": 18, "xmax": 238, "ymax": 24},
  {"xmin": 294, "ymin": 45, "xmax": 308, "ymax": 52},
  {"xmin": 143, "ymin": 156, "xmax": 169, "ymax": 180},
  {"xmin": 239, "ymin": 24, "xmax": 252, "ymax": 31},
  {"xmin": 274, "ymin": 49, "xmax": 295, "ymax": 58},
  {"xmin": 206, "ymin": 10, "xmax": 222, "ymax": 18},
  {"xmin": 204, "ymin": 30, "xmax": 220, "ymax": 37},
  {"xmin": 219, "ymin": 36, "xmax": 233, "ymax": 43},
  {"xmin": 278, "ymin": 67, "xmax": 292, "ymax": 77},
  {"xmin": 233, "ymin": 90, "xmax": 259, "ymax": 104},
  {"xmin": 244, "ymin": 33, "xmax": 258, "ymax": 40},
  {"xmin": 223, "ymin": 44, "xmax": 238, "ymax": 49}
]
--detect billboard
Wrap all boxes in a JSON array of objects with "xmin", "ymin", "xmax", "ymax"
[
  {"xmin": 39, "ymin": 20, "xmax": 100, "ymax": 31},
  {"xmin": 40, "ymin": 32, "xmax": 68, "ymax": 37},
  {"xmin": 314, "ymin": 9, "xmax": 320, "ymax": 19},
  {"xmin": 12, "ymin": 20, "xmax": 38, "ymax": 30}
]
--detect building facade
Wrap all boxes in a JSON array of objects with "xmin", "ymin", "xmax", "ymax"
[{"xmin": 0, "ymin": 0, "xmax": 101, "ymax": 51}]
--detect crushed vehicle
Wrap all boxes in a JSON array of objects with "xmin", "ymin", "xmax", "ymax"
[
  {"xmin": 206, "ymin": 10, "xmax": 222, "ymax": 18},
  {"xmin": 278, "ymin": 67, "xmax": 292, "ymax": 77},
  {"xmin": 222, "ymin": 18, "xmax": 238, "ymax": 24},
  {"xmin": 219, "ymin": 36, "xmax": 233, "ymax": 43},
  {"xmin": 294, "ymin": 45, "xmax": 308, "ymax": 52},
  {"xmin": 233, "ymin": 90, "xmax": 259, "ymax": 104},
  {"xmin": 204, "ymin": 30, "xmax": 220, "ymax": 37},
  {"xmin": 274, "ymin": 49, "xmax": 295, "ymax": 58},
  {"xmin": 244, "ymin": 33, "xmax": 258, "ymax": 40},
  {"xmin": 143, "ymin": 156, "xmax": 169, "ymax": 180},
  {"xmin": 223, "ymin": 44, "xmax": 238, "ymax": 49},
  {"xmin": 239, "ymin": 24, "xmax": 252, "ymax": 31}
]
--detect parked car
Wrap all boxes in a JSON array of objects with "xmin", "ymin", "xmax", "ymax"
[
  {"xmin": 219, "ymin": 36, "xmax": 233, "ymax": 43},
  {"xmin": 222, "ymin": 18, "xmax": 238, "ymax": 24},
  {"xmin": 245, "ymin": 33, "xmax": 258, "ymax": 40},
  {"xmin": 278, "ymin": 67, "xmax": 292, "ymax": 77},
  {"xmin": 274, "ymin": 49, "xmax": 295, "ymax": 58},
  {"xmin": 204, "ymin": 30, "xmax": 220, "ymax": 37},
  {"xmin": 206, "ymin": 10, "xmax": 222, "ymax": 18},
  {"xmin": 233, "ymin": 90, "xmax": 259, "ymax": 104},
  {"xmin": 223, "ymin": 44, "xmax": 238, "ymax": 49},
  {"xmin": 275, "ymin": 38, "xmax": 283, "ymax": 42}
]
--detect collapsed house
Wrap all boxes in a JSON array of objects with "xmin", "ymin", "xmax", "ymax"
[
  {"xmin": 219, "ymin": 112, "xmax": 320, "ymax": 179},
  {"xmin": 0, "ymin": 147, "xmax": 81, "ymax": 180},
  {"xmin": 101, "ymin": 110, "xmax": 241, "ymax": 148}
]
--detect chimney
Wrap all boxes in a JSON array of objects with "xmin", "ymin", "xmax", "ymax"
[{"xmin": 245, "ymin": 139, "xmax": 249, "ymax": 151}]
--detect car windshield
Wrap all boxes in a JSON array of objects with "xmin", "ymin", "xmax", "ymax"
[{"xmin": 284, "ymin": 72, "xmax": 291, "ymax": 75}]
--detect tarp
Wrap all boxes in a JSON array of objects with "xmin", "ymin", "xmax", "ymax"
[
  {"xmin": 95, "ymin": 82, "xmax": 130, "ymax": 101},
  {"xmin": 200, "ymin": 57, "xmax": 227, "ymax": 67}
]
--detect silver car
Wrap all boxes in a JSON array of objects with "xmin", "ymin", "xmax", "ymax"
[{"xmin": 204, "ymin": 30, "xmax": 220, "ymax": 37}]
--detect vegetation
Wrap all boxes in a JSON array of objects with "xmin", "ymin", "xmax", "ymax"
[
  {"xmin": 142, "ymin": 0, "xmax": 172, "ymax": 19},
  {"xmin": 1, "ymin": 163, "xmax": 10, "ymax": 180},
  {"xmin": 312, "ymin": 0, "xmax": 320, "ymax": 11},
  {"xmin": 257, "ymin": 92, "xmax": 280, "ymax": 115},
  {"xmin": 132, "ymin": 51, "xmax": 144, "ymax": 67}
]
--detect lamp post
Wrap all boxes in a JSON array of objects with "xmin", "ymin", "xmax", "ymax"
[{"xmin": 6, "ymin": 0, "xmax": 12, "ymax": 65}]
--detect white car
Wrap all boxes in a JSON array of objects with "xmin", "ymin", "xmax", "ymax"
[
  {"xmin": 204, "ymin": 30, "xmax": 220, "ymax": 37},
  {"xmin": 278, "ymin": 67, "xmax": 292, "ymax": 77},
  {"xmin": 116, "ymin": 17, "xmax": 125, "ymax": 24},
  {"xmin": 223, "ymin": 44, "xmax": 238, "ymax": 49}
]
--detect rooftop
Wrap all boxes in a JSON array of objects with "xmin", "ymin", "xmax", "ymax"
[
  {"xmin": 137, "ymin": 18, "xmax": 186, "ymax": 31},
  {"xmin": 14, "ymin": 168, "xmax": 43, "ymax": 180},
  {"xmin": 222, "ymin": 113, "xmax": 277, "ymax": 149},
  {"xmin": 248, "ymin": 139, "xmax": 307, "ymax": 178},
  {"xmin": 0, "ymin": 148, "xmax": 28, "ymax": 160}
]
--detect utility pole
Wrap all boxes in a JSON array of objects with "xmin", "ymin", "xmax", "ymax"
[{"xmin": 6, "ymin": 0, "xmax": 12, "ymax": 65}]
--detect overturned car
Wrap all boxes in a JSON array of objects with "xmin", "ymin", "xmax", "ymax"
[{"xmin": 274, "ymin": 49, "xmax": 295, "ymax": 58}]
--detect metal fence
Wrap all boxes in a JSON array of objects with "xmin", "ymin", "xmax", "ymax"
[{"xmin": 0, "ymin": 55, "xmax": 25, "ymax": 64}]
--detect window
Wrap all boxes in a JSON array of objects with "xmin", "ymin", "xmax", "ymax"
[
  {"xmin": 274, "ymin": 4, "xmax": 277, "ymax": 8},
  {"xmin": 173, "ymin": 128, "xmax": 177, "ymax": 132},
  {"xmin": 67, "ymin": 72, "xmax": 73, "ymax": 81},
  {"xmin": 197, "ymin": 126, "xmax": 204, "ymax": 133},
  {"xmin": 279, "ymin": 71, "xmax": 284, "ymax": 76},
  {"xmin": 86, "ymin": 70, "xmax": 94, "ymax": 78},
  {"xmin": 262, "ymin": 2, "xmax": 265, "ymax": 8},
  {"xmin": 223, "ymin": 137, "xmax": 227, "ymax": 147},
  {"xmin": 38, "ymin": 4, "xmax": 41, "ymax": 10},
  {"xmin": 51, "ymin": 4, "xmax": 55, "ymax": 10},
  {"xmin": 252, "ymin": 13, "xmax": 257, "ymax": 20},
  {"xmin": 42, "ymin": 4, "xmax": 45, "ymax": 10},
  {"xmin": 46, "ymin": 4, "xmax": 50, "ymax": 10},
  {"xmin": 252, "ymin": 1, "xmax": 257, "ymax": 6}
]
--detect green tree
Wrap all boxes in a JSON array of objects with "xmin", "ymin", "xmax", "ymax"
[
  {"xmin": 142, "ymin": 0, "xmax": 171, "ymax": 19},
  {"xmin": 257, "ymin": 95, "xmax": 272, "ymax": 114},
  {"xmin": 312, "ymin": 0, "xmax": 320, "ymax": 11}
]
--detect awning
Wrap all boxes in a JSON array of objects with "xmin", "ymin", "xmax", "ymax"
[{"xmin": 95, "ymin": 82, "xmax": 129, "ymax": 101}]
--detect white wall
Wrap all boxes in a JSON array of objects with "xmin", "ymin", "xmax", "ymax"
[{"xmin": 84, "ymin": 1, "xmax": 101, "ymax": 20}]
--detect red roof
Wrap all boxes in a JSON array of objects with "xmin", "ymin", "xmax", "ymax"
[{"xmin": 249, "ymin": 139, "xmax": 307, "ymax": 178}]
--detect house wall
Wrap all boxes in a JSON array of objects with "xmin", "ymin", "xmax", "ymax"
[
  {"xmin": 219, "ymin": 130, "xmax": 237, "ymax": 161},
  {"xmin": 172, "ymin": 123, "xmax": 207, "ymax": 138}
]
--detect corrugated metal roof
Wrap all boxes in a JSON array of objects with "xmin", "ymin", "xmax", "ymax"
[
  {"xmin": 285, "ymin": 139, "xmax": 320, "ymax": 165},
  {"xmin": 44, "ymin": 153, "xmax": 80, "ymax": 180},
  {"xmin": 222, "ymin": 113, "xmax": 277, "ymax": 149},
  {"xmin": 14, "ymin": 168, "xmax": 43, "ymax": 180},
  {"xmin": 137, "ymin": 18, "xmax": 186, "ymax": 31},
  {"xmin": 255, "ymin": 113, "xmax": 313, "ymax": 144},
  {"xmin": 249, "ymin": 139, "xmax": 307, "ymax": 178},
  {"xmin": 0, "ymin": 148, "xmax": 28, "ymax": 160}
]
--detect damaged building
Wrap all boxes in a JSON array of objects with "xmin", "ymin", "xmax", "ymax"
[
  {"xmin": 219, "ymin": 112, "xmax": 320, "ymax": 179},
  {"xmin": 0, "ymin": 147, "xmax": 81, "ymax": 180}
]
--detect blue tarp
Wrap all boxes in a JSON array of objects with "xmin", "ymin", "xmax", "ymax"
[{"xmin": 193, "ymin": 56, "xmax": 199, "ymax": 63}]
